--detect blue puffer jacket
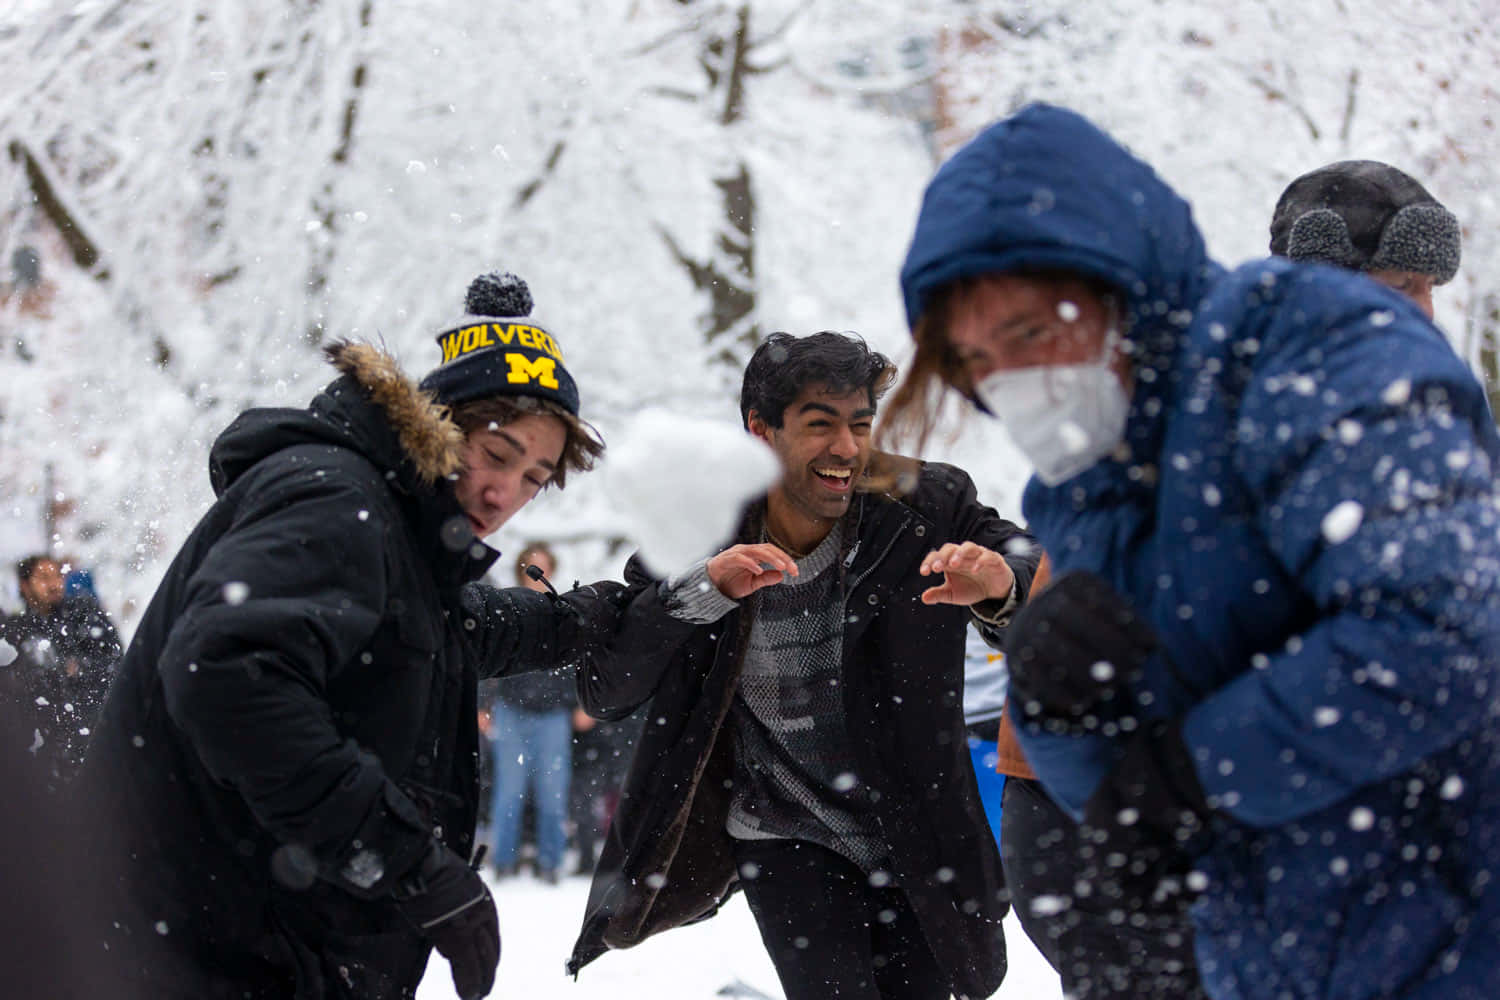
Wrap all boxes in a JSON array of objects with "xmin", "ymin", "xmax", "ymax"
[{"xmin": 902, "ymin": 104, "xmax": 1500, "ymax": 1000}]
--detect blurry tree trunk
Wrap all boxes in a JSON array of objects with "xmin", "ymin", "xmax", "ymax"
[
  {"xmin": 8, "ymin": 141, "xmax": 105, "ymax": 278},
  {"xmin": 514, "ymin": 140, "xmax": 569, "ymax": 209},
  {"xmin": 660, "ymin": 2, "xmax": 762, "ymax": 369},
  {"xmin": 1471, "ymin": 292, "xmax": 1500, "ymax": 423},
  {"xmin": 661, "ymin": 162, "xmax": 757, "ymax": 365},
  {"xmin": 718, "ymin": 3, "xmax": 752, "ymax": 127},
  {"xmin": 306, "ymin": 0, "xmax": 375, "ymax": 344}
]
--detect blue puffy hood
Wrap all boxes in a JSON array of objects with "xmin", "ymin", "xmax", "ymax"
[{"xmin": 900, "ymin": 103, "xmax": 1220, "ymax": 331}]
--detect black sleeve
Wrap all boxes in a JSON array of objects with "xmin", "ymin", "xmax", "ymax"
[
  {"xmin": 576, "ymin": 555, "xmax": 703, "ymax": 722},
  {"xmin": 940, "ymin": 462, "xmax": 1041, "ymax": 613},
  {"xmin": 462, "ymin": 578, "xmax": 632, "ymax": 682},
  {"xmin": 157, "ymin": 464, "xmax": 431, "ymax": 898}
]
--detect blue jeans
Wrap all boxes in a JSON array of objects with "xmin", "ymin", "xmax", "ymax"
[
  {"xmin": 967, "ymin": 735, "xmax": 1005, "ymax": 851},
  {"xmin": 488, "ymin": 703, "xmax": 572, "ymax": 872}
]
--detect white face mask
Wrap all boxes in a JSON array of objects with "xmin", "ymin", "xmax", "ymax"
[{"xmin": 973, "ymin": 335, "xmax": 1129, "ymax": 487}]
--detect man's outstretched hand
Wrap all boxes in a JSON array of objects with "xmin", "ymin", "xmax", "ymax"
[
  {"xmin": 918, "ymin": 541, "xmax": 1015, "ymax": 607},
  {"xmin": 707, "ymin": 543, "xmax": 799, "ymax": 600}
]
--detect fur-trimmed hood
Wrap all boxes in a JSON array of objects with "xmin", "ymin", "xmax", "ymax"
[
  {"xmin": 210, "ymin": 341, "xmax": 464, "ymax": 496},
  {"xmin": 322, "ymin": 340, "xmax": 465, "ymax": 484},
  {"xmin": 208, "ymin": 339, "xmax": 500, "ymax": 588}
]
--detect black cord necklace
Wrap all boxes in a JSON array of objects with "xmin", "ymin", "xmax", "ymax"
[{"xmin": 764, "ymin": 524, "xmax": 811, "ymax": 560}]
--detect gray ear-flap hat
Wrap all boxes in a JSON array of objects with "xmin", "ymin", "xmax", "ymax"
[{"xmin": 1269, "ymin": 160, "xmax": 1461, "ymax": 284}]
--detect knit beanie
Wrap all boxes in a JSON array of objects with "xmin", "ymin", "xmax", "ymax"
[
  {"xmin": 418, "ymin": 272, "xmax": 580, "ymax": 414},
  {"xmin": 1268, "ymin": 160, "xmax": 1460, "ymax": 284}
]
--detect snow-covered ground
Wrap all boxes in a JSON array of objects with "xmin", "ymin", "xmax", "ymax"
[{"xmin": 417, "ymin": 867, "xmax": 1064, "ymax": 1000}]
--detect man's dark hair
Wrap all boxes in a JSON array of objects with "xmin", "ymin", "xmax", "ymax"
[
  {"xmin": 739, "ymin": 331, "xmax": 896, "ymax": 429},
  {"xmin": 16, "ymin": 554, "xmax": 56, "ymax": 584}
]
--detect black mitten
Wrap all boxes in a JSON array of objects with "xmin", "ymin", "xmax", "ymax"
[
  {"xmin": 394, "ymin": 843, "xmax": 500, "ymax": 1000},
  {"xmin": 1005, "ymin": 570, "xmax": 1157, "ymax": 725},
  {"xmin": 1079, "ymin": 719, "xmax": 1212, "ymax": 910}
]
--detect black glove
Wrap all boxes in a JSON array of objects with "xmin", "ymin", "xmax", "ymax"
[
  {"xmin": 393, "ymin": 843, "xmax": 500, "ymax": 1000},
  {"xmin": 1004, "ymin": 570, "xmax": 1157, "ymax": 727},
  {"xmin": 1079, "ymin": 719, "xmax": 1212, "ymax": 911}
]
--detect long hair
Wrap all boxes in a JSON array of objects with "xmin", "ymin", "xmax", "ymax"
[{"xmin": 876, "ymin": 278, "xmax": 980, "ymax": 456}]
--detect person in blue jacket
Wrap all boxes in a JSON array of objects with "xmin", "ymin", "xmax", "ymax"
[{"xmin": 881, "ymin": 103, "xmax": 1500, "ymax": 1000}]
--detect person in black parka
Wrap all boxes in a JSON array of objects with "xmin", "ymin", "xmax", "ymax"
[
  {"xmin": 0, "ymin": 553, "xmax": 122, "ymax": 791},
  {"xmin": 74, "ymin": 273, "xmax": 620, "ymax": 1000},
  {"xmin": 567, "ymin": 332, "xmax": 1039, "ymax": 1000}
]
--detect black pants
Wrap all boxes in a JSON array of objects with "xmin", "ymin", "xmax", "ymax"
[
  {"xmin": 1000, "ymin": 776, "xmax": 1206, "ymax": 1000},
  {"xmin": 734, "ymin": 838, "xmax": 949, "ymax": 1000}
]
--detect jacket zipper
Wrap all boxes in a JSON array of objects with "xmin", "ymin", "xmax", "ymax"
[{"xmin": 848, "ymin": 513, "xmax": 912, "ymax": 595}]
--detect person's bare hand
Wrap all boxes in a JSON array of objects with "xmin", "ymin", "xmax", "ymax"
[
  {"xmin": 707, "ymin": 543, "xmax": 799, "ymax": 600},
  {"xmin": 918, "ymin": 541, "xmax": 1015, "ymax": 607}
]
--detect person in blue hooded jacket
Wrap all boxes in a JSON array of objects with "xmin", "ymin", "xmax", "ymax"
[{"xmin": 880, "ymin": 103, "xmax": 1500, "ymax": 1000}]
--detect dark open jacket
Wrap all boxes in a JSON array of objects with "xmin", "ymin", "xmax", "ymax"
[
  {"xmin": 74, "ymin": 343, "xmax": 620, "ymax": 1000},
  {"xmin": 567, "ymin": 457, "xmax": 1037, "ymax": 1000}
]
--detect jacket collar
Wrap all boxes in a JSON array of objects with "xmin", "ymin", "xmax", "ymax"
[
  {"xmin": 322, "ymin": 341, "xmax": 498, "ymax": 587},
  {"xmin": 323, "ymin": 340, "xmax": 466, "ymax": 485}
]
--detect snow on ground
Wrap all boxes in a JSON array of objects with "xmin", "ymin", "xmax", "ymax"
[{"xmin": 417, "ymin": 868, "xmax": 1064, "ymax": 1000}]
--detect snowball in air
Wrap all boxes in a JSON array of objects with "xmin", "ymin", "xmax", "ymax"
[{"xmin": 605, "ymin": 409, "xmax": 780, "ymax": 577}]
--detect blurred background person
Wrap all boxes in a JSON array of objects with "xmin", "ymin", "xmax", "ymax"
[
  {"xmin": 0, "ymin": 553, "xmax": 121, "ymax": 790},
  {"xmin": 567, "ymin": 681, "xmax": 643, "ymax": 877},
  {"xmin": 487, "ymin": 541, "xmax": 576, "ymax": 884},
  {"xmin": 1269, "ymin": 158, "xmax": 1460, "ymax": 319}
]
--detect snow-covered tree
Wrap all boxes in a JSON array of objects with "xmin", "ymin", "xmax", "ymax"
[{"xmin": 1, "ymin": 0, "xmax": 1494, "ymax": 629}]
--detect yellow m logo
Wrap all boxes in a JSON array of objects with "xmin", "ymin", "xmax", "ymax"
[{"xmin": 506, "ymin": 353, "xmax": 559, "ymax": 389}]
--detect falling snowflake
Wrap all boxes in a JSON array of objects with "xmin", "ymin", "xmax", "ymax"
[
  {"xmin": 1313, "ymin": 706, "xmax": 1342, "ymax": 727},
  {"xmin": 1381, "ymin": 379, "xmax": 1412, "ymax": 406},
  {"xmin": 1029, "ymin": 894, "xmax": 1070, "ymax": 916},
  {"xmin": 1321, "ymin": 501, "xmax": 1364, "ymax": 544}
]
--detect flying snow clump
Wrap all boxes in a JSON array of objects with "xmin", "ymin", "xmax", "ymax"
[{"xmin": 605, "ymin": 409, "xmax": 780, "ymax": 578}]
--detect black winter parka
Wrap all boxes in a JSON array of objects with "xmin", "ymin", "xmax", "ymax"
[
  {"xmin": 1, "ymin": 594, "xmax": 121, "ymax": 787},
  {"xmin": 567, "ymin": 458, "xmax": 1037, "ymax": 1000},
  {"xmin": 75, "ymin": 343, "xmax": 619, "ymax": 1000}
]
